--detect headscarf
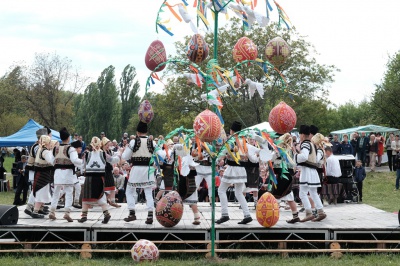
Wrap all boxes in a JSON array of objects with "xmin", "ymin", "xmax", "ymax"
[
  {"xmin": 91, "ymin": 136, "xmax": 102, "ymax": 151},
  {"xmin": 39, "ymin": 135, "xmax": 51, "ymax": 148}
]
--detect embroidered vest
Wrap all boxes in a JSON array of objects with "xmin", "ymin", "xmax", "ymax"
[
  {"xmin": 54, "ymin": 144, "xmax": 74, "ymax": 169},
  {"xmin": 85, "ymin": 150, "xmax": 106, "ymax": 173},
  {"xmin": 130, "ymin": 136, "xmax": 153, "ymax": 166},
  {"xmin": 26, "ymin": 143, "xmax": 39, "ymax": 170},
  {"xmin": 34, "ymin": 147, "xmax": 53, "ymax": 170},
  {"xmin": 297, "ymin": 140, "xmax": 318, "ymax": 169}
]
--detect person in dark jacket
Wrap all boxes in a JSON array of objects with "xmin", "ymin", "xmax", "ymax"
[
  {"xmin": 340, "ymin": 134, "xmax": 353, "ymax": 155},
  {"xmin": 356, "ymin": 132, "xmax": 369, "ymax": 167},
  {"xmin": 353, "ymin": 160, "xmax": 366, "ymax": 202},
  {"xmin": 330, "ymin": 134, "xmax": 341, "ymax": 155}
]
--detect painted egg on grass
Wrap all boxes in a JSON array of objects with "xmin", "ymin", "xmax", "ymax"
[
  {"xmin": 232, "ymin": 37, "xmax": 258, "ymax": 62},
  {"xmin": 156, "ymin": 191, "xmax": 183, "ymax": 227},
  {"xmin": 193, "ymin": 109, "xmax": 222, "ymax": 143},
  {"xmin": 145, "ymin": 40, "xmax": 167, "ymax": 72},
  {"xmin": 268, "ymin": 101, "xmax": 297, "ymax": 134},
  {"xmin": 131, "ymin": 239, "xmax": 159, "ymax": 262},
  {"xmin": 256, "ymin": 192, "xmax": 279, "ymax": 228},
  {"xmin": 138, "ymin": 100, "xmax": 154, "ymax": 124},
  {"xmin": 265, "ymin": 37, "xmax": 290, "ymax": 67},
  {"xmin": 187, "ymin": 34, "xmax": 209, "ymax": 63}
]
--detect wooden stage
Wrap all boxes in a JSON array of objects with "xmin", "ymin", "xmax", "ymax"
[{"xmin": 1, "ymin": 202, "xmax": 400, "ymax": 250}]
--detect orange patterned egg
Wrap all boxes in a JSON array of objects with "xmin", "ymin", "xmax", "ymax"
[
  {"xmin": 256, "ymin": 192, "xmax": 279, "ymax": 228},
  {"xmin": 232, "ymin": 37, "xmax": 258, "ymax": 62},
  {"xmin": 156, "ymin": 191, "xmax": 183, "ymax": 227},
  {"xmin": 193, "ymin": 109, "xmax": 222, "ymax": 143},
  {"xmin": 268, "ymin": 101, "xmax": 296, "ymax": 134},
  {"xmin": 187, "ymin": 34, "xmax": 209, "ymax": 63}
]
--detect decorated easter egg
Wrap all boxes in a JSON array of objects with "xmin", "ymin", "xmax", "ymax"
[
  {"xmin": 193, "ymin": 109, "xmax": 222, "ymax": 143},
  {"xmin": 138, "ymin": 100, "xmax": 154, "ymax": 124},
  {"xmin": 232, "ymin": 37, "xmax": 258, "ymax": 62},
  {"xmin": 256, "ymin": 192, "xmax": 279, "ymax": 228},
  {"xmin": 265, "ymin": 37, "xmax": 290, "ymax": 67},
  {"xmin": 156, "ymin": 191, "xmax": 183, "ymax": 227},
  {"xmin": 131, "ymin": 239, "xmax": 159, "ymax": 262},
  {"xmin": 187, "ymin": 34, "xmax": 209, "ymax": 63},
  {"xmin": 268, "ymin": 101, "xmax": 296, "ymax": 134},
  {"xmin": 145, "ymin": 40, "xmax": 167, "ymax": 72}
]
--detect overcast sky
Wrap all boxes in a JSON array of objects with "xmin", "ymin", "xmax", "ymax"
[{"xmin": 1, "ymin": 0, "xmax": 399, "ymax": 106}]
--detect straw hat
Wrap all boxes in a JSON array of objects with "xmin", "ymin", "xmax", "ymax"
[{"xmin": 91, "ymin": 136, "xmax": 102, "ymax": 150}]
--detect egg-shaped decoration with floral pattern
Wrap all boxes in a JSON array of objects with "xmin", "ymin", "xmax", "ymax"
[
  {"xmin": 131, "ymin": 239, "xmax": 159, "ymax": 262},
  {"xmin": 265, "ymin": 37, "xmax": 290, "ymax": 67},
  {"xmin": 138, "ymin": 100, "xmax": 154, "ymax": 124},
  {"xmin": 156, "ymin": 191, "xmax": 183, "ymax": 227},
  {"xmin": 193, "ymin": 109, "xmax": 222, "ymax": 143},
  {"xmin": 256, "ymin": 192, "xmax": 280, "ymax": 228},
  {"xmin": 187, "ymin": 34, "xmax": 209, "ymax": 63},
  {"xmin": 232, "ymin": 37, "xmax": 258, "ymax": 63},
  {"xmin": 268, "ymin": 101, "xmax": 297, "ymax": 134}
]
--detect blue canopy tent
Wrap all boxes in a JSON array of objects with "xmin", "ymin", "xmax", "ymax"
[{"xmin": 0, "ymin": 119, "xmax": 61, "ymax": 147}]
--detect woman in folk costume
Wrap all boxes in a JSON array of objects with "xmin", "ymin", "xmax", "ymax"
[
  {"xmin": 295, "ymin": 125, "xmax": 327, "ymax": 222},
  {"xmin": 48, "ymin": 128, "xmax": 83, "ymax": 222},
  {"xmin": 154, "ymin": 139, "xmax": 176, "ymax": 203},
  {"xmin": 216, "ymin": 121, "xmax": 259, "ymax": 225},
  {"xmin": 101, "ymin": 137, "xmax": 121, "ymax": 208},
  {"xmin": 78, "ymin": 137, "xmax": 113, "ymax": 224},
  {"xmin": 24, "ymin": 128, "xmax": 49, "ymax": 217},
  {"xmin": 121, "ymin": 121, "xmax": 156, "ymax": 224},
  {"xmin": 31, "ymin": 135, "xmax": 55, "ymax": 218},
  {"xmin": 244, "ymin": 135, "xmax": 261, "ymax": 207}
]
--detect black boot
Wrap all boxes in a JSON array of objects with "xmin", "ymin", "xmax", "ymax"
[
  {"xmin": 216, "ymin": 216, "xmax": 230, "ymax": 224},
  {"xmin": 238, "ymin": 216, "xmax": 253, "ymax": 224},
  {"xmin": 124, "ymin": 210, "xmax": 136, "ymax": 222},
  {"xmin": 102, "ymin": 210, "xmax": 111, "ymax": 224},
  {"xmin": 145, "ymin": 211, "xmax": 153, "ymax": 225}
]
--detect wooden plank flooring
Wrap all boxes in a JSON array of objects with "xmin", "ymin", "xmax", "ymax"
[{"xmin": 10, "ymin": 202, "xmax": 399, "ymax": 232}]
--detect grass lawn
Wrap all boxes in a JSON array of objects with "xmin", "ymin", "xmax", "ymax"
[{"xmin": 0, "ymin": 156, "xmax": 398, "ymax": 265}]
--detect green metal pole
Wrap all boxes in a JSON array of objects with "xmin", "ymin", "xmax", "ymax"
[{"xmin": 211, "ymin": 6, "xmax": 219, "ymax": 259}]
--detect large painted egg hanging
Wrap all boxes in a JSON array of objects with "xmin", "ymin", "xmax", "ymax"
[
  {"xmin": 138, "ymin": 100, "xmax": 154, "ymax": 124},
  {"xmin": 187, "ymin": 34, "xmax": 209, "ymax": 63},
  {"xmin": 232, "ymin": 37, "xmax": 258, "ymax": 62},
  {"xmin": 265, "ymin": 37, "xmax": 290, "ymax": 67},
  {"xmin": 193, "ymin": 109, "xmax": 222, "ymax": 143},
  {"xmin": 268, "ymin": 101, "xmax": 297, "ymax": 134},
  {"xmin": 145, "ymin": 40, "xmax": 167, "ymax": 72}
]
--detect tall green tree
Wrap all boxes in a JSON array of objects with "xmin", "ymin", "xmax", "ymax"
[
  {"xmin": 119, "ymin": 65, "xmax": 140, "ymax": 132},
  {"xmin": 154, "ymin": 19, "xmax": 339, "ymax": 133},
  {"xmin": 371, "ymin": 51, "xmax": 400, "ymax": 127}
]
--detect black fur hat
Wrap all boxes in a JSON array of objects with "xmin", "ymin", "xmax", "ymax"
[
  {"xmin": 230, "ymin": 121, "xmax": 242, "ymax": 132},
  {"xmin": 59, "ymin": 127, "xmax": 70, "ymax": 141},
  {"xmin": 136, "ymin": 121, "xmax": 148, "ymax": 133},
  {"xmin": 310, "ymin": 125, "xmax": 319, "ymax": 135},
  {"xmin": 299, "ymin": 125, "xmax": 310, "ymax": 135},
  {"xmin": 71, "ymin": 140, "xmax": 82, "ymax": 148}
]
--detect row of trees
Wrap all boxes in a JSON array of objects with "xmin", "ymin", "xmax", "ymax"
[{"xmin": 0, "ymin": 20, "xmax": 398, "ymax": 141}]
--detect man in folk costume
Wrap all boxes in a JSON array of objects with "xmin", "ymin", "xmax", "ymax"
[
  {"xmin": 49, "ymin": 127, "xmax": 83, "ymax": 222},
  {"xmin": 78, "ymin": 137, "xmax": 114, "ymax": 224},
  {"xmin": 24, "ymin": 128, "xmax": 49, "ymax": 217},
  {"xmin": 216, "ymin": 121, "xmax": 259, "ymax": 225},
  {"xmin": 122, "ymin": 121, "xmax": 156, "ymax": 224},
  {"xmin": 70, "ymin": 140, "xmax": 83, "ymax": 208},
  {"xmin": 101, "ymin": 137, "xmax": 121, "ymax": 208},
  {"xmin": 244, "ymin": 135, "xmax": 261, "ymax": 207},
  {"xmin": 31, "ymin": 135, "xmax": 55, "ymax": 218},
  {"xmin": 295, "ymin": 125, "xmax": 327, "ymax": 222}
]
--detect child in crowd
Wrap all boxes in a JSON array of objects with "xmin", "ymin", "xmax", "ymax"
[{"xmin": 353, "ymin": 160, "xmax": 366, "ymax": 202}]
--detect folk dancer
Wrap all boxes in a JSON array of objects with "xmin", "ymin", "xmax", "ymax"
[
  {"xmin": 49, "ymin": 128, "xmax": 83, "ymax": 222},
  {"xmin": 192, "ymin": 141, "xmax": 213, "ymax": 204},
  {"xmin": 121, "ymin": 121, "xmax": 156, "ymax": 224},
  {"xmin": 295, "ymin": 125, "xmax": 327, "ymax": 222},
  {"xmin": 244, "ymin": 135, "xmax": 260, "ymax": 207},
  {"xmin": 154, "ymin": 139, "xmax": 176, "ymax": 203},
  {"xmin": 102, "ymin": 137, "xmax": 121, "ymax": 208},
  {"xmin": 216, "ymin": 121, "xmax": 259, "ymax": 225},
  {"xmin": 31, "ymin": 135, "xmax": 55, "ymax": 218},
  {"xmin": 78, "ymin": 137, "xmax": 114, "ymax": 224},
  {"xmin": 24, "ymin": 128, "xmax": 50, "ymax": 217},
  {"xmin": 71, "ymin": 140, "xmax": 83, "ymax": 208}
]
